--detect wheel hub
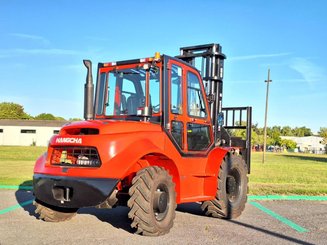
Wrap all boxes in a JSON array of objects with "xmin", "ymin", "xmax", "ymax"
[
  {"xmin": 227, "ymin": 176, "xmax": 237, "ymax": 195},
  {"xmin": 153, "ymin": 185, "xmax": 169, "ymax": 221},
  {"xmin": 226, "ymin": 168, "xmax": 241, "ymax": 202},
  {"xmin": 155, "ymin": 191, "xmax": 168, "ymax": 213}
]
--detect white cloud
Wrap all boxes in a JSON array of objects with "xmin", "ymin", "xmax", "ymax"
[
  {"xmin": 0, "ymin": 48, "xmax": 80, "ymax": 58},
  {"xmin": 0, "ymin": 33, "xmax": 81, "ymax": 58},
  {"xmin": 9, "ymin": 33, "xmax": 51, "ymax": 46},
  {"xmin": 289, "ymin": 57, "xmax": 326, "ymax": 86},
  {"xmin": 230, "ymin": 52, "xmax": 291, "ymax": 61}
]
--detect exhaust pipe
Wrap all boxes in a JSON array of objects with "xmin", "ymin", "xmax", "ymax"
[{"xmin": 83, "ymin": 60, "xmax": 94, "ymax": 120}]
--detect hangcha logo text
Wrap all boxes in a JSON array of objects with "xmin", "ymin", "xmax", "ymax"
[{"xmin": 55, "ymin": 137, "xmax": 82, "ymax": 144}]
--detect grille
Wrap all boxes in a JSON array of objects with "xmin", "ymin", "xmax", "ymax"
[{"xmin": 51, "ymin": 147, "xmax": 101, "ymax": 167}]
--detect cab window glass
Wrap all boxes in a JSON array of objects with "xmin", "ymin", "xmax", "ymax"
[
  {"xmin": 149, "ymin": 69, "xmax": 160, "ymax": 113},
  {"xmin": 96, "ymin": 73, "xmax": 107, "ymax": 115},
  {"xmin": 106, "ymin": 72, "xmax": 126, "ymax": 115},
  {"xmin": 171, "ymin": 65, "xmax": 183, "ymax": 114},
  {"xmin": 171, "ymin": 121, "xmax": 183, "ymax": 149},
  {"xmin": 106, "ymin": 69, "xmax": 144, "ymax": 116},
  {"xmin": 187, "ymin": 72, "xmax": 207, "ymax": 118},
  {"xmin": 187, "ymin": 123, "xmax": 211, "ymax": 151}
]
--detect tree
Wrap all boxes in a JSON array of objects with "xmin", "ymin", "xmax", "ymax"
[
  {"xmin": 280, "ymin": 139, "xmax": 297, "ymax": 149},
  {"xmin": 292, "ymin": 127, "xmax": 312, "ymax": 137},
  {"xmin": 55, "ymin": 116, "xmax": 66, "ymax": 121},
  {"xmin": 0, "ymin": 102, "xmax": 31, "ymax": 119},
  {"xmin": 34, "ymin": 113, "xmax": 67, "ymax": 120},
  {"xmin": 252, "ymin": 123, "xmax": 263, "ymax": 135},
  {"xmin": 318, "ymin": 128, "xmax": 327, "ymax": 154},
  {"xmin": 318, "ymin": 127, "xmax": 327, "ymax": 139},
  {"xmin": 228, "ymin": 122, "xmax": 265, "ymax": 146},
  {"xmin": 68, "ymin": 118, "xmax": 82, "ymax": 121},
  {"xmin": 281, "ymin": 126, "xmax": 293, "ymax": 136},
  {"xmin": 267, "ymin": 126, "xmax": 281, "ymax": 145},
  {"xmin": 34, "ymin": 113, "xmax": 56, "ymax": 120},
  {"xmin": 252, "ymin": 130, "xmax": 264, "ymax": 146}
]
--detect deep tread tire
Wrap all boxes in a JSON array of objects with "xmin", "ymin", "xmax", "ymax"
[
  {"xmin": 33, "ymin": 200, "xmax": 78, "ymax": 222},
  {"xmin": 201, "ymin": 154, "xmax": 248, "ymax": 219},
  {"xmin": 127, "ymin": 166, "xmax": 177, "ymax": 236}
]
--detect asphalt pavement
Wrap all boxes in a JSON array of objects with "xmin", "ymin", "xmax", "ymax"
[{"xmin": 0, "ymin": 189, "xmax": 326, "ymax": 245}]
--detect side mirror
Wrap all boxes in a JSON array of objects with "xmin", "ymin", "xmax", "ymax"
[{"xmin": 217, "ymin": 112, "xmax": 224, "ymax": 126}]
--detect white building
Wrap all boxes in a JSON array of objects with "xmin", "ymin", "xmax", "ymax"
[
  {"xmin": 281, "ymin": 136, "xmax": 326, "ymax": 154},
  {"xmin": 0, "ymin": 119, "xmax": 67, "ymax": 146}
]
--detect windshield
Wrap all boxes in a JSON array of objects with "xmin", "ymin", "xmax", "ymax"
[{"xmin": 96, "ymin": 65, "xmax": 160, "ymax": 118}]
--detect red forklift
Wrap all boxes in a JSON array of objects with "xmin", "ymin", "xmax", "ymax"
[{"xmin": 33, "ymin": 43, "xmax": 252, "ymax": 236}]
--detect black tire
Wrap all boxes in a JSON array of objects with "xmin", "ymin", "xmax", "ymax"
[
  {"xmin": 33, "ymin": 200, "xmax": 78, "ymax": 222},
  {"xmin": 201, "ymin": 154, "xmax": 248, "ymax": 219},
  {"xmin": 127, "ymin": 166, "xmax": 177, "ymax": 236}
]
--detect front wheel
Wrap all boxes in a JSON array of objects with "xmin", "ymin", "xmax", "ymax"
[
  {"xmin": 201, "ymin": 154, "xmax": 248, "ymax": 219},
  {"xmin": 127, "ymin": 166, "xmax": 177, "ymax": 236}
]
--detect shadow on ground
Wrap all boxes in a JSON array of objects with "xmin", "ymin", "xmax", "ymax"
[
  {"xmin": 280, "ymin": 154, "xmax": 327, "ymax": 163},
  {"xmin": 78, "ymin": 206, "xmax": 133, "ymax": 233},
  {"xmin": 14, "ymin": 186, "xmax": 314, "ymax": 243},
  {"xmin": 176, "ymin": 202, "xmax": 313, "ymax": 245},
  {"xmin": 14, "ymin": 187, "xmax": 204, "ymax": 235},
  {"xmin": 228, "ymin": 220, "xmax": 314, "ymax": 245},
  {"xmin": 15, "ymin": 181, "xmax": 36, "ymax": 217},
  {"xmin": 14, "ymin": 181, "xmax": 134, "ymax": 233}
]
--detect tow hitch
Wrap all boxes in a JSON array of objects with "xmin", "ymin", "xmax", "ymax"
[{"xmin": 52, "ymin": 186, "xmax": 72, "ymax": 203}]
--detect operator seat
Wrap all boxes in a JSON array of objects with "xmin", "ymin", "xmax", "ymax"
[
  {"xmin": 126, "ymin": 94, "xmax": 139, "ymax": 114},
  {"xmin": 117, "ymin": 94, "xmax": 127, "ymax": 115}
]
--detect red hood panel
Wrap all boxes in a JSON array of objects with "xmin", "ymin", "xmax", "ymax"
[{"xmin": 60, "ymin": 120, "xmax": 161, "ymax": 135}]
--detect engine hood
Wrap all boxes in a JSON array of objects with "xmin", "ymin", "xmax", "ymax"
[{"xmin": 60, "ymin": 119, "xmax": 161, "ymax": 136}]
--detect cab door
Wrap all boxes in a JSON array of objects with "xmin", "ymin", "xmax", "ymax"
[
  {"xmin": 165, "ymin": 57, "xmax": 213, "ymax": 155},
  {"xmin": 164, "ymin": 57, "xmax": 215, "ymax": 201},
  {"xmin": 184, "ymin": 67, "xmax": 213, "ymax": 153},
  {"xmin": 167, "ymin": 60, "xmax": 185, "ymax": 150}
]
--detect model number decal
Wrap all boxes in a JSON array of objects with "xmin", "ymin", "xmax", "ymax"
[{"xmin": 55, "ymin": 137, "xmax": 82, "ymax": 144}]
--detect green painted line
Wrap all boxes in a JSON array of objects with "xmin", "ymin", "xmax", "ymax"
[
  {"xmin": 0, "ymin": 199, "xmax": 34, "ymax": 215},
  {"xmin": 0, "ymin": 185, "xmax": 33, "ymax": 190},
  {"xmin": 248, "ymin": 195, "xmax": 327, "ymax": 201},
  {"xmin": 249, "ymin": 201, "xmax": 308, "ymax": 233}
]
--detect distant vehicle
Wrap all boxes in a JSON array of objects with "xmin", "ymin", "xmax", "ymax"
[{"xmin": 33, "ymin": 43, "xmax": 252, "ymax": 236}]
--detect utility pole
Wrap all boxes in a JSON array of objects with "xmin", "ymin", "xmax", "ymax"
[{"xmin": 263, "ymin": 68, "xmax": 272, "ymax": 163}]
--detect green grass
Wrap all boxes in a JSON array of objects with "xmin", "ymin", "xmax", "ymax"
[
  {"xmin": 0, "ymin": 146, "xmax": 326, "ymax": 195},
  {"xmin": 249, "ymin": 152, "xmax": 327, "ymax": 195},
  {"xmin": 0, "ymin": 146, "xmax": 46, "ymax": 186}
]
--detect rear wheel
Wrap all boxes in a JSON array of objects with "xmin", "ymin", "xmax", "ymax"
[
  {"xmin": 33, "ymin": 200, "xmax": 78, "ymax": 222},
  {"xmin": 201, "ymin": 154, "xmax": 248, "ymax": 219},
  {"xmin": 127, "ymin": 166, "xmax": 176, "ymax": 236}
]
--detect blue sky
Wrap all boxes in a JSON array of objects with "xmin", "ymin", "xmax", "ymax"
[{"xmin": 0, "ymin": 0, "xmax": 326, "ymax": 133}]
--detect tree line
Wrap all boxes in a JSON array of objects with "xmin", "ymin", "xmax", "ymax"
[
  {"xmin": 232, "ymin": 123, "xmax": 327, "ymax": 150},
  {"xmin": 0, "ymin": 102, "xmax": 81, "ymax": 121}
]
